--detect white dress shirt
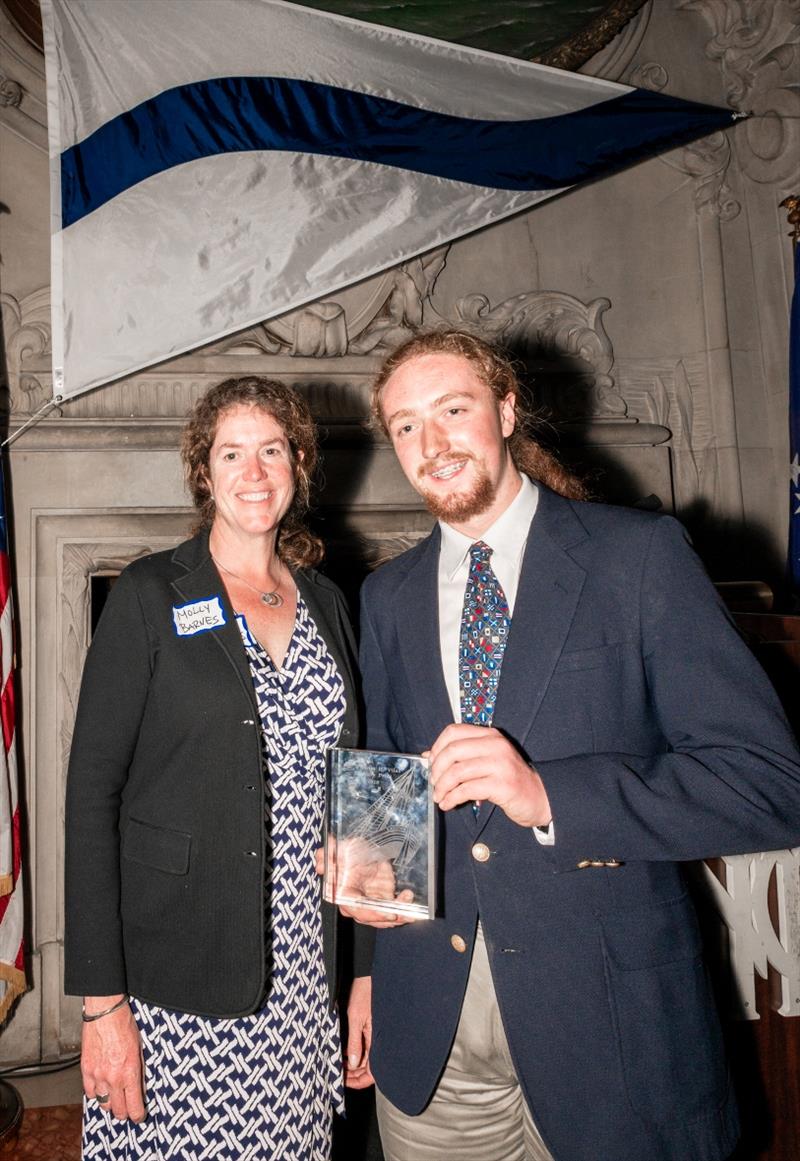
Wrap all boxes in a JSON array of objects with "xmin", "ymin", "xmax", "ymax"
[
  {"xmin": 436, "ymin": 474, "xmax": 553, "ymax": 842},
  {"xmin": 438, "ymin": 473, "xmax": 538, "ymax": 710}
]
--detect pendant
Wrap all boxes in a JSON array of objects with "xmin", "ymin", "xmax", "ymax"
[{"xmin": 261, "ymin": 591, "xmax": 283, "ymax": 608}]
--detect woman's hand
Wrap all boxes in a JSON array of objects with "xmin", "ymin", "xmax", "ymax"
[
  {"xmin": 339, "ymin": 894, "xmax": 417, "ymax": 928},
  {"xmin": 344, "ymin": 975, "xmax": 374, "ymax": 1089},
  {"xmin": 317, "ymin": 841, "xmax": 417, "ymax": 927},
  {"xmin": 81, "ymin": 996, "xmax": 146, "ymax": 1122}
]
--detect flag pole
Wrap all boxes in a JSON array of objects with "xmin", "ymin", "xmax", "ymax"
[{"xmin": 780, "ymin": 195, "xmax": 800, "ymax": 608}]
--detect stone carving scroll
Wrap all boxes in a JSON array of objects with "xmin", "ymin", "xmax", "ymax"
[
  {"xmin": 1, "ymin": 289, "xmax": 52, "ymax": 415},
  {"xmin": 628, "ymin": 61, "xmax": 668, "ymax": 91},
  {"xmin": 215, "ymin": 247, "xmax": 449, "ymax": 359},
  {"xmin": 347, "ymin": 250, "xmax": 449, "ymax": 355},
  {"xmin": 0, "ymin": 71, "xmax": 23, "ymax": 108},
  {"xmin": 454, "ymin": 290, "xmax": 628, "ymax": 420},
  {"xmin": 679, "ymin": 0, "xmax": 800, "ymax": 186},
  {"xmin": 674, "ymin": 132, "xmax": 740, "ymax": 222}
]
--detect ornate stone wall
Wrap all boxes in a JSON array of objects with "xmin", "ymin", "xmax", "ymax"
[{"xmin": 0, "ymin": 0, "xmax": 798, "ymax": 1064}]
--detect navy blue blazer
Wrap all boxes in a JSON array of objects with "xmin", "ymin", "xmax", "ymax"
[
  {"xmin": 65, "ymin": 530, "xmax": 365, "ymax": 1016},
  {"xmin": 359, "ymin": 487, "xmax": 800, "ymax": 1161}
]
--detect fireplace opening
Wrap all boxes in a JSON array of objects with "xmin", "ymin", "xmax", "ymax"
[{"xmin": 90, "ymin": 573, "xmax": 118, "ymax": 635}]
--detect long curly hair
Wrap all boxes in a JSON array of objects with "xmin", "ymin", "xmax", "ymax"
[
  {"xmin": 181, "ymin": 376, "xmax": 324, "ymax": 569},
  {"xmin": 371, "ymin": 329, "xmax": 590, "ymax": 502}
]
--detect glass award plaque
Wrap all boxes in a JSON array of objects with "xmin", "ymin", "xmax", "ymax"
[{"xmin": 324, "ymin": 747, "xmax": 435, "ymax": 920}]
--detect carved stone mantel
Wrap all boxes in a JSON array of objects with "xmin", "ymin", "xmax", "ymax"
[{"xmin": 2, "ymin": 277, "xmax": 671, "ymax": 460}]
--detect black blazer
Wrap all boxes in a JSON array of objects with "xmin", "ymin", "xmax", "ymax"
[{"xmin": 65, "ymin": 530, "xmax": 364, "ymax": 1017}]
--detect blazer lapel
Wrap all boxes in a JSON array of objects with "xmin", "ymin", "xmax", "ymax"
[
  {"xmin": 494, "ymin": 491, "xmax": 588, "ymax": 737},
  {"xmin": 395, "ymin": 528, "xmax": 454, "ymax": 749},
  {"xmin": 170, "ymin": 533, "xmax": 258, "ymax": 714},
  {"xmin": 394, "ymin": 530, "xmax": 486, "ymax": 838},
  {"xmin": 477, "ymin": 490, "xmax": 588, "ymax": 831}
]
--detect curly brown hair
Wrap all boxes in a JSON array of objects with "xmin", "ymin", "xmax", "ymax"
[
  {"xmin": 181, "ymin": 376, "xmax": 324, "ymax": 569},
  {"xmin": 372, "ymin": 329, "xmax": 590, "ymax": 502}
]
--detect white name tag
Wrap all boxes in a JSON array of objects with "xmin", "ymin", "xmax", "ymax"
[
  {"xmin": 235, "ymin": 613, "xmax": 256, "ymax": 648},
  {"xmin": 172, "ymin": 596, "xmax": 226, "ymax": 637}
]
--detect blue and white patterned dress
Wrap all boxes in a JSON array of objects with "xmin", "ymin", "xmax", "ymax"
[{"xmin": 83, "ymin": 595, "xmax": 346, "ymax": 1161}]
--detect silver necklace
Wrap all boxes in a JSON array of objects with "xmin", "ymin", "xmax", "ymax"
[{"xmin": 213, "ymin": 556, "xmax": 284, "ymax": 608}]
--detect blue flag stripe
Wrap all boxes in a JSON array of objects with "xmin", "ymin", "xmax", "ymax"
[
  {"xmin": 789, "ymin": 245, "xmax": 800, "ymax": 592},
  {"xmin": 61, "ymin": 75, "xmax": 733, "ymax": 229}
]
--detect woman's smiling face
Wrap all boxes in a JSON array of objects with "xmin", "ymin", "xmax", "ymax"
[{"xmin": 207, "ymin": 403, "xmax": 297, "ymax": 541}]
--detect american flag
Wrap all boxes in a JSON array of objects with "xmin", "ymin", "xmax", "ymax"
[{"xmin": 0, "ymin": 460, "xmax": 25, "ymax": 1021}]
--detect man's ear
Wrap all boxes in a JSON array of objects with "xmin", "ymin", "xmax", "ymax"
[{"xmin": 499, "ymin": 392, "xmax": 517, "ymax": 439}]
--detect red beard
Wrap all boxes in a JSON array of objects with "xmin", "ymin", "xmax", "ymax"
[{"xmin": 416, "ymin": 455, "xmax": 496, "ymax": 523}]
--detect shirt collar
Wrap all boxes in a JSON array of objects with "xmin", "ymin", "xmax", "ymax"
[{"xmin": 439, "ymin": 474, "xmax": 539, "ymax": 581}]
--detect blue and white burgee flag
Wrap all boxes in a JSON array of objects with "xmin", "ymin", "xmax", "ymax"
[
  {"xmin": 41, "ymin": 0, "xmax": 736, "ymax": 401},
  {"xmin": 789, "ymin": 242, "xmax": 800, "ymax": 595}
]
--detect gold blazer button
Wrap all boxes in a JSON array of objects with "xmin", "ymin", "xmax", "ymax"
[
  {"xmin": 472, "ymin": 842, "xmax": 491, "ymax": 863},
  {"xmin": 450, "ymin": 934, "xmax": 468, "ymax": 953}
]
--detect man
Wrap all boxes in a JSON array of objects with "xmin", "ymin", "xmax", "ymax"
[{"xmin": 346, "ymin": 329, "xmax": 800, "ymax": 1161}]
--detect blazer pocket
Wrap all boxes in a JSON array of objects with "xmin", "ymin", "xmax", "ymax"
[
  {"xmin": 122, "ymin": 817, "xmax": 191, "ymax": 876},
  {"xmin": 554, "ymin": 643, "xmax": 619, "ymax": 674},
  {"xmin": 600, "ymin": 895, "xmax": 727, "ymax": 1124},
  {"xmin": 600, "ymin": 892, "xmax": 701, "ymax": 969}
]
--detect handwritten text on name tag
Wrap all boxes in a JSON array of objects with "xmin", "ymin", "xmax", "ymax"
[{"xmin": 172, "ymin": 597, "xmax": 226, "ymax": 637}]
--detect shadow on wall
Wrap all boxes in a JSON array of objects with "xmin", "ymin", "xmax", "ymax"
[
  {"xmin": 678, "ymin": 496, "xmax": 789, "ymax": 605},
  {"xmin": 314, "ymin": 339, "xmax": 789, "ymax": 608}
]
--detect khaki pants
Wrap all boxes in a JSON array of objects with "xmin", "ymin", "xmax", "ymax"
[{"xmin": 376, "ymin": 925, "xmax": 554, "ymax": 1161}]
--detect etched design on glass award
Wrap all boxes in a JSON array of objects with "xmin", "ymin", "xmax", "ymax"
[{"xmin": 324, "ymin": 748, "xmax": 435, "ymax": 920}]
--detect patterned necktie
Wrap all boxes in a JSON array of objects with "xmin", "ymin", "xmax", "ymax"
[{"xmin": 459, "ymin": 542, "xmax": 511, "ymax": 728}]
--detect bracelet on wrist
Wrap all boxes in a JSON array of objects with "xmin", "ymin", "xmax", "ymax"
[{"xmin": 82, "ymin": 994, "xmax": 130, "ymax": 1023}]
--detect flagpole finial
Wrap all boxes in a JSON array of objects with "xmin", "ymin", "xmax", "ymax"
[{"xmin": 780, "ymin": 195, "xmax": 800, "ymax": 244}]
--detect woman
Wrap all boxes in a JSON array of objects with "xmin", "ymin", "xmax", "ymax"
[{"xmin": 65, "ymin": 376, "xmax": 371, "ymax": 1160}]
